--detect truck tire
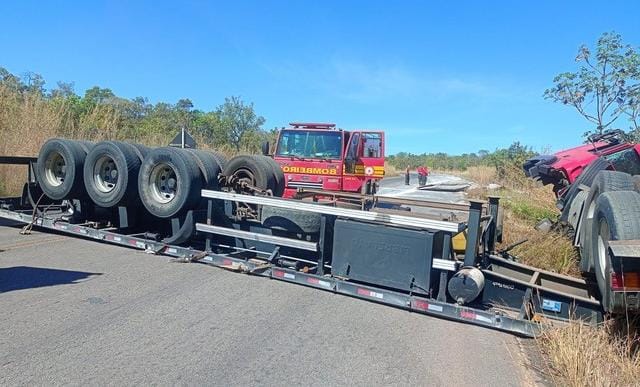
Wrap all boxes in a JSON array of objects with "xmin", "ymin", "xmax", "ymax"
[
  {"xmin": 559, "ymin": 157, "xmax": 610, "ymax": 217},
  {"xmin": 36, "ymin": 139, "xmax": 89, "ymax": 200},
  {"xmin": 130, "ymin": 143, "xmax": 150, "ymax": 161},
  {"xmin": 590, "ymin": 190, "xmax": 640, "ymax": 313},
  {"xmin": 209, "ymin": 151, "xmax": 227, "ymax": 170},
  {"xmin": 578, "ymin": 171, "xmax": 635, "ymax": 273},
  {"xmin": 261, "ymin": 206, "xmax": 321, "ymax": 234},
  {"xmin": 185, "ymin": 149, "xmax": 223, "ymax": 190},
  {"xmin": 633, "ymin": 175, "xmax": 640, "ymax": 193},
  {"xmin": 83, "ymin": 141, "xmax": 142, "ymax": 208},
  {"xmin": 223, "ymin": 155, "xmax": 276, "ymax": 194},
  {"xmin": 251, "ymin": 155, "xmax": 285, "ymax": 197},
  {"xmin": 76, "ymin": 140, "xmax": 95, "ymax": 154},
  {"xmin": 138, "ymin": 147, "xmax": 202, "ymax": 218}
]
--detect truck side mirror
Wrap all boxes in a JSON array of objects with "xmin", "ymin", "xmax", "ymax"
[{"xmin": 261, "ymin": 141, "xmax": 270, "ymax": 156}]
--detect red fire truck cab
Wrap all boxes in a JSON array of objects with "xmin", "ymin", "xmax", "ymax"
[{"xmin": 272, "ymin": 123, "xmax": 385, "ymax": 198}]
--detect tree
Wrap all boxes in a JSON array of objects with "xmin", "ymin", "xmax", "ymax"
[
  {"xmin": 175, "ymin": 98, "xmax": 194, "ymax": 130},
  {"xmin": 50, "ymin": 81, "xmax": 76, "ymax": 99},
  {"xmin": 216, "ymin": 96, "xmax": 266, "ymax": 150},
  {"xmin": 544, "ymin": 32, "xmax": 640, "ymax": 137},
  {"xmin": 22, "ymin": 71, "xmax": 45, "ymax": 94}
]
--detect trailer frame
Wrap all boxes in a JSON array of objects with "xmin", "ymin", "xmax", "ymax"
[{"xmin": 0, "ymin": 158, "xmax": 605, "ymax": 338}]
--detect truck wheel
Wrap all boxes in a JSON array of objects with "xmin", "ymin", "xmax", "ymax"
[
  {"xmin": 633, "ymin": 175, "xmax": 640, "ymax": 193},
  {"xmin": 223, "ymin": 155, "xmax": 275, "ymax": 194},
  {"xmin": 129, "ymin": 143, "xmax": 150, "ymax": 161},
  {"xmin": 251, "ymin": 155, "xmax": 284, "ymax": 197},
  {"xmin": 209, "ymin": 151, "xmax": 228, "ymax": 170},
  {"xmin": 261, "ymin": 206, "xmax": 321, "ymax": 234},
  {"xmin": 36, "ymin": 139, "xmax": 89, "ymax": 200},
  {"xmin": 185, "ymin": 149, "xmax": 223, "ymax": 190},
  {"xmin": 559, "ymin": 157, "xmax": 610, "ymax": 217},
  {"xmin": 138, "ymin": 147, "xmax": 202, "ymax": 218},
  {"xmin": 578, "ymin": 171, "xmax": 635, "ymax": 273},
  {"xmin": 590, "ymin": 190, "xmax": 640, "ymax": 313},
  {"xmin": 83, "ymin": 141, "xmax": 142, "ymax": 208},
  {"xmin": 76, "ymin": 140, "xmax": 95, "ymax": 154}
]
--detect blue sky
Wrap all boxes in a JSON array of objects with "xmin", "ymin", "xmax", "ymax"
[{"xmin": 1, "ymin": 1, "xmax": 639, "ymax": 154}]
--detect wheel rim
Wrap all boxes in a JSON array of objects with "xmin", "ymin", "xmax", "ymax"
[
  {"xmin": 233, "ymin": 168, "xmax": 257, "ymax": 190},
  {"xmin": 597, "ymin": 219, "xmax": 610, "ymax": 281},
  {"xmin": 44, "ymin": 151, "xmax": 66, "ymax": 187},
  {"xmin": 149, "ymin": 162, "xmax": 178, "ymax": 203},
  {"xmin": 93, "ymin": 155, "xmax": 118, "ymax": 193}
]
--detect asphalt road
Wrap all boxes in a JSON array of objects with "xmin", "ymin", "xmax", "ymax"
[{"xmin": 0, "ymin": 218, "xmax": 532, "ymax": 386}]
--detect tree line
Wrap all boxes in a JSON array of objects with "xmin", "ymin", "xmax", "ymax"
[
  {"xmin": 0, "ymin": 67, "xmax": 272, "ymax": 152},
  {"xmin": 386, "ymin": 141, "xmax": 536, "ymax": 176}
]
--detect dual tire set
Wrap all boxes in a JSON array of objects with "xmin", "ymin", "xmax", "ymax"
[
  {"xmin": 35, "ymin": 139, "xmax": 284, "ymax": 220},
  {"xmin": 36, "ymin": 138, "xmax": 322, "ymax": 236}
]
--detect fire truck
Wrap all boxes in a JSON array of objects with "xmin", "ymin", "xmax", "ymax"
[{"xmin": 270, "ymin": 123, "xmax": 385, "ymax": 198}]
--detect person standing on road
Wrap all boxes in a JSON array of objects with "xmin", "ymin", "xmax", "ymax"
[
  {"xmin": 417, "ymin": 165, "xmax": 429, "ymax": 186},
  {"xmin": 405, "ymin": 165, "xmax": 411, "ymax": 185}
]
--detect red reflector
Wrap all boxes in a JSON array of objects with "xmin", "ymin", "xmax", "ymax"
[
  {"xmin": 273, "ymin": 270, "xmax": 284, "ymax": 278},
  {"xmin": 460, "ymin": 310, "xmax": 476, "ymax": 320},
  {"xmin": 414, "ymin": 300, "xmax": 429, "ymax": 311},
  {"xmin": 128, "ymin": 240, "xmax": 138, "ymax": 246},
  {"xmin": 307, "ymin": 277, "xmax": 319, "ymax": 284},
  {"xmin": 611, "ymin": 272, "xmax": 640, "ymax": 291},
  {"xmin": 222, "ymin": 259, "xmax": 233, "ymax": 266},
  {"xmin": 356, "ymin": 288, "xmax": 370, "ymax": 296}
]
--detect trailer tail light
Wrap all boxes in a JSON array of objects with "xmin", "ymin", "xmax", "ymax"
[{"xmin": 611, "ymin": 272, "xmax": 640, "ymax": 291}]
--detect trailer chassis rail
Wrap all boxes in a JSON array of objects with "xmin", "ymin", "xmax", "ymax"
[{"xmin": 0, "ymin": 205, "xmax": 540, "ymax": 337}]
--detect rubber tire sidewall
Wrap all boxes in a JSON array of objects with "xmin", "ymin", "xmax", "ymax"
[
  {"xmin": 83, "ymin": 141, "xmax": 141, "ymax": 208},
  {"xmin": 578, "ymin": 171, "xmax": 635, "ymax": 273},
  {"xmin": 559, "ymin": 157, "xmax": 609, "ymax": 219},
  {"xmin": 591, "ymin": 190, "xmax": 640, "ymax": 313},
  {"xmin": 138, "ymin": 147, "xmax": 202, "ymax": 218},
  {"xmin": 252, "ymin": 155, "xmax": 284, "ymax": 197},
  {"xmin": 184, "ymin": 149, "xmax": 223, "ymax": 190},
  {"xmin": 36, "ymin": 139, "xmax": 88, "ymax": 200},
  {"xmin": 261, "ymin": 206, "xmax": 321, "ymax": 234},
  {"xmin": 223, "ymin": 155, "xmax": 274, "ymax": 193}
]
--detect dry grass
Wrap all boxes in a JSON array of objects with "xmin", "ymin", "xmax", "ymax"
[
  {"xmin": 0, "ymin": 86, "xmax": 62, "ymax": 194},
  {"xmin": 459, "ymin": 164, "xmax": 581, "ymax": 276},
  {"xmin": 449, "ymin": 165, "xmax": 497, "ymax": 187},
  {"xmin": 539, "ymin": 319, "xmax": 640, "ymax": 386},
  {"xmin": 460, "ymin": 164, "xmax": 640, "ymax": 385},
  {"xmin": 384, "ymin": 161, "xmax": 400, "ymax": 177}
]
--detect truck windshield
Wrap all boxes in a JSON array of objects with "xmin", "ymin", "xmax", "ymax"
[{"xmin": 276, "ymin": 130, "xmax": 343, "ymax": 159}]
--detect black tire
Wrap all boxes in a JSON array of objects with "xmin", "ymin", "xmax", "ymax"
[
  {"xmin": 76, "ymin": 140, "xmax": 95, "ymax": 154},
  {"xmin": 184, "ymin": 149, "xmax": 223, "ymax": 190},
  {"xmin": 129, "ymin": 143, "xmax": 151, "ymax": 161},
  {"xmin": 261, "ymin": 206, "xmax": 321, "ymax": 234},
  {"xmin": 223, "ymin": 155, "xmax": 276, "ymax": 194},
  {"xmin": 578, "ymin": 171, "xmax": 635, "ymax": 273},
  {"xmin": 632, "ymin": 175, "xmax": 640, "ymax": 193},
  {"xmin": 209, "ymin": 151, "xmax": 228, "ymax": 170},
  {"xmin": 591, "ymin": 191, "xmax": 640, "ymax": 313},
  {"xmin": 83, "ymin": 141, "xmax": 142, "ymax": 208},
  {"xmin": 559, "ymin": 157, "xmax": 609, "ymax": 217},
  {"xmin": 36, "ymin": 138, "xmax": 88, "ymax": 200},
  {"xmin": 251, "ymin": 155, "xmax": 285, "ymax": 197},
  {"xmin": 138, "ymin": 147, "xmax": 202, "ymax": 218}
]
